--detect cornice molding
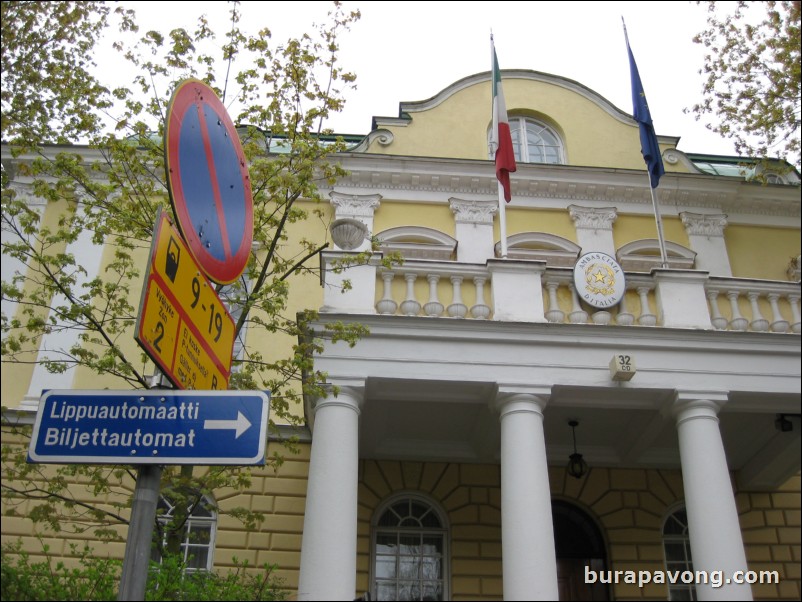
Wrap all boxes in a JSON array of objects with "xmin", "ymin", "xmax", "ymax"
[
  {"xmin": 323, "ymin": 154, "xmax": 800, "ymax": 221},
  {"xmin": 4, "ymin": 144, "xmax": 798, "ymax": 220}
]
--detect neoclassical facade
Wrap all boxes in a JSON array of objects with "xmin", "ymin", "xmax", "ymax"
[{"xmin": 2, "ymin": 70, "xmax": 800, "ymax": 601}]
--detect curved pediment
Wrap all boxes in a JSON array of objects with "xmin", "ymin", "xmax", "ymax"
[
  {"xmin": 365, "ymin": 70, "xmax": 681, "ymax": 174},
  {"xmin": 617, "ymin": 239, "xmax": 696, "ymax": 271},
  {"xmin": 494, "ymin": 232, "xmax": 581, "ymax": 266},
  {"xmin": 373, "ymin": 70, "xmax": 635, "ymax": 129},
  {"xmin": 377, "ymin": 226, "xmax": 458, "ymax": 260}
]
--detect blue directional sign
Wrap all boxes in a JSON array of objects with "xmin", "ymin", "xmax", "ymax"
[{"xmin": 28, "ymin": 390, "xmax": 270, "ymax": 465}]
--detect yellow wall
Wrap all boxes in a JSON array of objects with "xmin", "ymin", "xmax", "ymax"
[
  {"xmin": 374, "ymin": 202, "xmax": 456, "ymax": 237},
  {"xmin": 356, "ymin": 460, "xmax": 801, "ymax": 601},
  {"xmin": 737, "ymin": 475, "xmax": 802, "ymax": 600},
  {"xmin": 613, "ymin": 214, "xmax": 690, "ymax": 251},
  {"xmin": 726, "ymin": 225, "xmax": 801, "ymax": 281},
  {"xmin": 3, "ymin": 422, "xmax": 798, "ymax": 602},
  {"xmin": 367, "ymin": 76, "xmax": 687, "ymax": 175},
  {"xmin": 504, "ymin": 208, "xmax": 576, "ymax": 241}
]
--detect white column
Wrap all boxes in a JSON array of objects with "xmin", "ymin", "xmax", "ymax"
[
  {"xmin": 297, "ymin": 385, "xmax": 362, "ymax": 601},
  {"xmin": 673, "ymin": 391, "xmax": 752, "ymax": 601},
  {"xmin": 496, "ymin": 388, "xmax": 558, "ymax": 601}
]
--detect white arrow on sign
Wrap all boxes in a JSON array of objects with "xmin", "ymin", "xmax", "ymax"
[{"xmin": 204, "ymin": 411, "xmax": 252, "ymax": 438}]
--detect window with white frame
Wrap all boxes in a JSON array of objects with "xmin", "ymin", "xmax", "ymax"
[
  {"xmin": 507, "ymin": 117, "xmax": 565, "ymax": 165},
  {"xmin": 663, "ymin": 507, "xmax": 696, "ymax": 601},
  {"xmin": 151, "ymin": 490, "xmax": 217, "ymax": 573},
  {"xmin": 372, "ymin": 495, "xmax": 448, "ymax": 601}
]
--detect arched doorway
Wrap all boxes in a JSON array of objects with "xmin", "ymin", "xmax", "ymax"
[{"xmin": 552, "ymin": 500, "xmax": 610, "ymax": 601}]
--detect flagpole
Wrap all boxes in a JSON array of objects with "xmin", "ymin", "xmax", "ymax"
[
  {"xmin": 498, "ymin": 181, "xmax": 508, "ymax": 258},
  {"xmin": 647, "ymin": 176, "xmax": 669, "ymax": 268},
  {"xmin": 624, "ymin": 17, "xmax": 668, "ymax": 269},
  {"xmin": 491, "ymin": 33, "xmax": 512, "ymax": 259}
]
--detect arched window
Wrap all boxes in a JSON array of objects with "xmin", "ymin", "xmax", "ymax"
[
  {"xmin": 372, "ymin": 495, "xmax": 449, "ymax": 601},
  {"xmin": 151, "ymin": 490, "xmax": 217, "ymax": 573},
  {"xmin": 663, "ymin": 507, "xmax": 696, "ymax": 601},
  {"xmin": 508, "ymin": 117, "xmax": 565, "ymax": 165}
]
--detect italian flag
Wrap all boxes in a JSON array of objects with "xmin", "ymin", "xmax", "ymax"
[{"xmin": 491, "ymin": 38, "xmax": 517, "ymax": 202}]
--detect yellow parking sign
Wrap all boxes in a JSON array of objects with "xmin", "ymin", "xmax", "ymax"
[{"xmin": 136, "ymin": 211, "xmax": 235, "ymax": 389}]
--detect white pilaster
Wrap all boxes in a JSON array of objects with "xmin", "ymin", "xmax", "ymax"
[
  {"xmin": 673, "ymin": 391, "xmax": 752, "ymax": 601},
  {"xmin": 449, "ymin": 198, "xmax": 497, "ymax": 263},
  {"xmin": 680, "ymin": 212, "xmax": 732, "ymax": 277},
  {"xmin": 21, "ymin": 200, "xmax": 105, "ymax": 410},
  {"xmin": 568, "ymin": 205, "xmax": 617, "ymax": 257},
  {"xmin": 297, "ymin": 385, "xmax": 363, "ymax": 601},
  {"xmin": 2, "ymin": 184, "xmax": 46, "ymax": 344},
  {"xmin": 496, "ymin": 387, "xmax": 558, "ymax": 601}
]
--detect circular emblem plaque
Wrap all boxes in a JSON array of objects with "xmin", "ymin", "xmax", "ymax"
[{"xmin": 573, "ymin": 252, "xmax": 626, "ymax": 309}]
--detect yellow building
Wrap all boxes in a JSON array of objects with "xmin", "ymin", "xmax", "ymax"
[{"xmin": 2, "ymin": 69, "xmax": 801, "ymax": 601}]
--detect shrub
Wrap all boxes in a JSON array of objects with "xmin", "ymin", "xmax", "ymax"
[
  {"xmin": 1, "ymin": 540, "xmax": 120, "ymax": 601},
  {"xmin": 1, "ymin": 540, "xmax": 287, "ymax": 601}
]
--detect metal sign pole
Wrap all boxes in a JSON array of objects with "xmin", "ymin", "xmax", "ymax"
[
  {"xmin": 118, "ymin": 463, "xmax": 162, "ymax": 600},
  {"xmin": 118, "ymin": 372, "xmax": 165, "ymax": 601}
]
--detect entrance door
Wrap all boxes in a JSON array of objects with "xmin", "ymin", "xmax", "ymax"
[{"xmin": 552, "ymin": 500, "xmax": 610, "ymax": 601}]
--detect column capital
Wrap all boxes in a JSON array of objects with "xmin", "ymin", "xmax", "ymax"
[
  {"xmin": 495, "ymin": 385, "xmax": 552, "ymax": 416},
  {"xmin": 568, "ymin": 205, "xmax": 618, "ymax": 231},
  {"xmin": 671, "ymin": 390, "xmax": 729, "ymax": 422},
  {"xmin": 313, "ymin": 382, "xmax": 365, "ymax": 414},
  {"xmin": 329, "ymin": 191, "xmax": 382, "ymax": 219},
  {"xmin": 680, "ymin": 212, "xmax": 728, "ymax": 237},
  {"xmin": 449, "ymin": 197, "xmax": 497, "ymax": 225}
]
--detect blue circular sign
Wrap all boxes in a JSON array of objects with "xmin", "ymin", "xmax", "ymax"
[{"xmin": 165, "ymin": 79, "xmax": 253, "ymax": 285}]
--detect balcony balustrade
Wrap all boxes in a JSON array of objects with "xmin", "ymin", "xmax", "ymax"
[{"xmin": 319, "ymin": 251, "xmax": 801, "ymax": 334}]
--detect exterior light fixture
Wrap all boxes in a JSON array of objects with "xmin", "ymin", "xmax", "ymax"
[
  {"xmin": 330, "ymin": 218, "xmax": 368, "ymax": 251},
  {"xmin": 567, "ymin": 420, "xmax": 589, "ymax": 479}
]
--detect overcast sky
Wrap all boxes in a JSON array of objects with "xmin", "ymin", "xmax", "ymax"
[{"xmin": 115, "ymin": 1, "xmax": 743, "ymax": 156}]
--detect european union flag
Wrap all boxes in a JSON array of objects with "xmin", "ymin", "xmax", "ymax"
[{"xmin": 625, "ymin": 31, "xmax": 665, "ymax": 189}]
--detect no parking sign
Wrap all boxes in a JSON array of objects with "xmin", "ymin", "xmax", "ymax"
[{"xmin": 164, "ymin": 79, "xmax": 253, "ymax": 285}]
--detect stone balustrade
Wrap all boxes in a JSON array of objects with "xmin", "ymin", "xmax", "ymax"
[
  {"xmin": 706, "ymin": 277, "xmax": 801, "ymax": 334},
  {"xmin": 541, "ymin": 269, "xmax": 658, "ymax": 327},
  {"xmin": 319, "ymin": 252, "xmax": 801, "ymax": 334},
  {"xmin": 375, "ymin": 261, "xmax": 492, "ymax": 319}
]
